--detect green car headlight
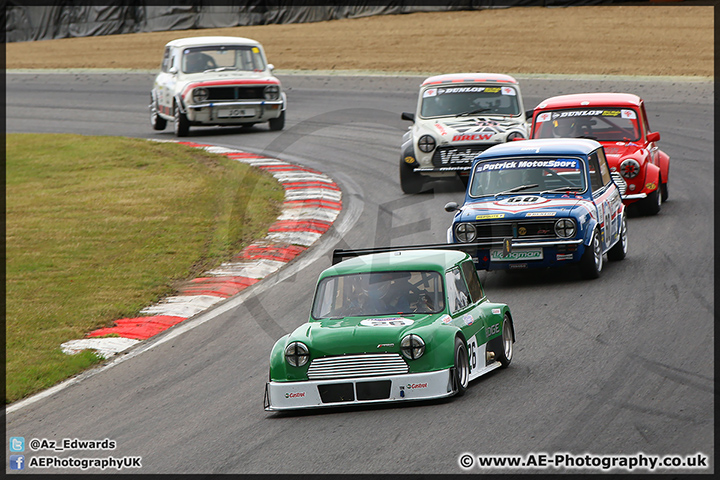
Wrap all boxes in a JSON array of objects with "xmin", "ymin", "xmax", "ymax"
[
  {"xmin": 400, "ymin": 334, "xmax": 425, "ymax": 360},
  {"xmin": 455, "ymin": 222, "xmax": 476, "ymax": 243},
  {"xmin": 284, "ymin": 341, "xmax": 309, "ymax": 367},
  {"xmin": 554, "ymin": 218, "xmax": 576, "ymax": 238},
  {"xmin": 192, "ymin": 87, "xmax": 209, "ymax": 102}
]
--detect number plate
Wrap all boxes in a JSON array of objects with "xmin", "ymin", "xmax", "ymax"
[
  {"xmin": 218, "ymin": 108, "xmax": 255, "ymax": 118},
  {"xmin": 489, "ymin": 248, "xmax": 543, "ymax": 261}
]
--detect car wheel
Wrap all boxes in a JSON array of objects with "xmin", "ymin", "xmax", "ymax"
[
  {"xmin": 150, "ymin": 97, "xmax": 166, "ymax": 131},
  {"xmin": 661, "ymin": 180, "xmax": 669, "ymax": 202},
  {"xmin": 453, "ymin": 336, "xmax": 469, "ymax": 397},
  {"xmin": 488, "ymin": 314, "xmax": 513, "ymax": 368},
  {"xmin": 268, "ymin": 110, "xmax": 285, "ymax": 131},
  {"xmin": 174, "ymin": 102, "xmax": 189, "ymax": 137},
  {"xmin": 607, "ymin": 214, "xmax": 628, "ymax": 261},
  {"xmin": 579, "ymin": 228, "xmax": 603, "ymax": 279},
  {"xmin": 640, "ymin": 187, "xmax": 661, "ymax": 215},
  {"xmin": 400, "ymin": 160, "xmax": 425, "ymax": 194}
]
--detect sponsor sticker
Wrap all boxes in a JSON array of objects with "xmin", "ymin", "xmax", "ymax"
[
  {"xmin": 285, "ymin": 392, "xmax": 306, "ymax": 398},
  {"xmin": 492, "ymin": 308, "xmax": 502, "ymax": 315},
  {"xmin": 621, "ymin": 109, "xmax": 637, "ymax": 119},
  {"xmin": 477, "ymin": 159, "xmax": 579, "ymax": 172},
  {"xmin": 645, "ymin": 182, "xmax": 657, "ymax": 190},
  {"xmin": 438, "ymin": 86, "xmax": 486, "ymax": 95},
  {"xmin": 453, "ymin": 133, "xmax": 493, "ymax": 142},
  {"xmin": 496, "ymin": 196, "xmax": 548, "ymax": 206},
  {"xmin": 476, "ymin": 213, "xmax": 505, "ymax": 220},
  {"xmin": 553, "ymin": 110, "xmax": 603, "ymax": 118},
  {"xmin": 536, "ymin": 112, "xmax": 552, "ymax": 123},
  {"xmin": 463, "ymin": 314, "xmax": 474, "ymax": 326},
  {"xmin": 490, "ymin": 248, "xmax": 543, "ymax": 261},
  {"xmin": 360, "ymin": 317, "xmax": 414, "ymax": 327},
  {"xmin": 601, "ymin": 110, "xmax": 621, "ymax": 117},
  {"xmin": 556, "ymin": 253, "xmax": 574, "ymax": 261},
  {"xmin": 526, "ymin": 211, "xmax": 556, "ymax": 217},
  {"xmin": 406, "ymin": 382, "xmax": 428, "ymax": 390},
  {"xmin": 439, "ymin": 314, "xmax": 453, "ymax": 324},
  {"xmin": 501, "ymin": 86, "xmax": 516, "ymax": 96},
  {"xmin": 423, "ymin": 88, "xmax": 437, "ymax": 98}
]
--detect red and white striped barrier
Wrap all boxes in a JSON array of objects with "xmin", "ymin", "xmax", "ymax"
[{"xmin": 61, "ymin": 141, "xmax": 341, "ymax": 358}]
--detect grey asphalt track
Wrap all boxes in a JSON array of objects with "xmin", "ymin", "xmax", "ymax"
[{"xmin": 5, "ymin": 72, "xmax": 714, "ymax": 474}]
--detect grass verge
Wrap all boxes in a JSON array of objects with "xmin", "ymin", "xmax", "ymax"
[{"xmin": 5, "ymin": 133, "xmax": 285, "ymax": 403}]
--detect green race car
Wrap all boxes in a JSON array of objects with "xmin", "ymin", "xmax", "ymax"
[{"xmin": 264, "ymin": 248, "xmax": 515, "ymax": 411}]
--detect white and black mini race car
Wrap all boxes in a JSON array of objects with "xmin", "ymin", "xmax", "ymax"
[{"xmin": 399, "ymin": 73, "xmax": 528, "ymax": 193}]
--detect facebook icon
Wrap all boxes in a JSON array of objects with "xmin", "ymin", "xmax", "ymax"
[{"xmin": 10, "ymin": 455, "xmax": 25, "ymax": 470}]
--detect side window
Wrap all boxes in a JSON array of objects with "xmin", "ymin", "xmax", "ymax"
[
  {"xmin": 460, "ymin": 260, "xmax": 484, "ymax": 303},
  {"xmin": 596, "ymin": 149, "xmax": 612, "ymax": 186},
  {"xmin": 445, "ymin": 267, "xmax": 470, "ymax": 314},
  {"xmin": 587, "ymin": 153, "xmax": 605, "ymax": 193},
  {"xmin": 640, "ymin": 104, "xmax": 651, "ymax": 136},
  {"xmin": 161, "ymin": 47, "xmax": 171, "ymax": 72}
]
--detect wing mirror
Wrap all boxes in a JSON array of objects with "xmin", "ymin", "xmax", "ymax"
[
  {"xmin": 646, "ymin": 131, "xmax": 660, "ymax": 143},
  {"xmin": 401, "ymin": 112, "xmax": 415, "ymax": 122},
  {"xmin": 525, "ymin": 109, "xmax": 534, "ymax": 120},
  {"xmin": 267, "ymin": 63, "xmax": 275, "ymax": 72},
  {"xmin": 169, "ymin": 66, "xmax": 178, "ymax": 74},
  {"xmin": 444, "ymin": 201, "xmax": 459, "ymax": 212}
]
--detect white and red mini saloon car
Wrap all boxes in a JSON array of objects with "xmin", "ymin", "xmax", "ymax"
[
  {"xmin": 150, "ymin": 36, "xmax": 287, "ymax": 137},
  {"xmin": 530, "ymin": 93, "xmax": 669, "ymax": 215},
  {"xmin": 399, "ymin": 73, "xmax": 528, "ymax": 194}
]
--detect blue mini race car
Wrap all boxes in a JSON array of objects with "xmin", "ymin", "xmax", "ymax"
[{"xmin": 445, "ymin": 138, "xmax": 628, "ymax": 279}]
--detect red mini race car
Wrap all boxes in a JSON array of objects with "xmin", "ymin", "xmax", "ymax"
[{"xmin": 529, "ymin": 93, "xmax": 669, "ymax": 215}]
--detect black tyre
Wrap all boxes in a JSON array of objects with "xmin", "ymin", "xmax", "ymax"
[
  {"xmin": 579, "ymin": 228, "xmax": 603, "ymax": 279},
  {"xmin": 640, "ymin": 187, "xmax": 661, "ymax": 215},
  {"xmin": 453, "ymin": 336, "xmax": 469, "ymax": 396},
  {"xmin": 607, "ymin": 214, "xmax": 628, "ymax": 261},
  {"xmin": 174, "ymin": 102, "xmax": 189, "ymax": 137},
  {"xmin": 269, "ymin": 110, "xmax": 285, "ymax": 131},
  {"xmin": 400, "ymin": 160, "xmax": 425, "ymax": 194},
  {"xmin": 661, "ymin": 180, "xmax": 669, "ymax": 202},
  {"xmin": 488, "ymin": 314, "xmax": 513, "ymax": 368},
  {"xmin": 150, "ymin": 97, "xmax": 166, "ymax": 131}
]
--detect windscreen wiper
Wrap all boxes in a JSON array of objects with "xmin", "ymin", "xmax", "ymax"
[
  {"xmin": 458, "ymin": 108, "xmax": 491, "ymax": 117},
  {"xmin": 494, "ymin": 184, "xmax": 539, "ymax": 198}
]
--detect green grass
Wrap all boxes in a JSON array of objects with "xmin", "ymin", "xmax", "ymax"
[{"xmin": 5, "ymin": 134, "xmax": 285, "ymax": 403}]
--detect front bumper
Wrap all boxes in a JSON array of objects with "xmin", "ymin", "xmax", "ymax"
[
  {"xmin": 451, "ymin": 238, "xmax": 585, "ymax": 271},
  {"xmin": 264, "ymin": 369, "xmax": 454, "ymax": 411},
  {"xmin": 186, "ymin": 100, "xmax": 284, "ymax": 124},
  {"xmin": 413, "ymin": 165, "xmax": 470, "ymax": 178},
  {"xmin": 621, "ymin": 192, "xmax": 647, "ymax": 202}
]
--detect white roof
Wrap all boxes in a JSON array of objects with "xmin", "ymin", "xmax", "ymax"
[
  {"xmin": 165, "ymin": 36, "xmax": 262, "ymax": 48},
  {"xmin": 421, "ymin": 73, "xmax": 518, "ymax": 86}
]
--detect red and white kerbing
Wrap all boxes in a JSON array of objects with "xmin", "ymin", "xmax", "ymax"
[{"xmin": 61, "ymin": 141, "xmax": 341, "ymax": 358}]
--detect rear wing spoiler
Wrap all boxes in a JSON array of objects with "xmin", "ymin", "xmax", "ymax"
[{"xmin": 331, "ymin": 242, "xmax": 496, "ymax": 265}]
